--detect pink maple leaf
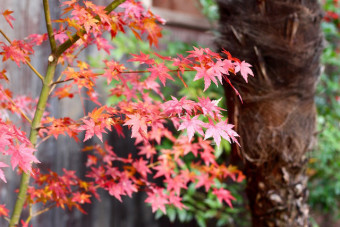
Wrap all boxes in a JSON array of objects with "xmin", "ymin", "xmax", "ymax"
[
  {"xmin": 9, "ymin": 144, "xmax": 39, "ymax": 172},
  {"xmin": 197, "ymin": 96, "xmax": 224, "ymax": 118},
  {"xmin": 168, "ymin": 192, "xmax": 187, "ymax": 210},
  {"xmin": 132, "ymin": 158, "xmax": 151, "ymax": 178},
  {"xmin": 138, "ymin": 144, "xmax": 157, "ymax": 159},
  {"xmin": 107, "ymin": 181, "xmax": 124, "ymax": 202},
  {"xmin": 94, "ymin": 37, "xmax": 113, "ymax": 54},
  {"xmin": 148, "ymin": 63, "xmax": 174, "ymax": 86},
  {"xmin": 193, "ymin": 66, "xmax": 218, "ymax": 91},
  {"xmin": 234, "ymin": 61, "xmax": 254, "ymax": 82},
  {"xmin": 78, "ymin": 118, "xmax": 106, "ymax": 142},
  {"xmin": 102, "ymin": 60, "xmax": 125, "ymax": 84},
  {"xmin": 145, "ymin": 188, "xmax": 168, "ymax": 214},
  {"xmin": 162, "ymin": 96, "xmax": 196, "ymax": 116},
  {"xmin": 165, "ymin": 175, "xmax": 188, "ymax": 195},
  {"xmin": 119, "ymin": 0, "xmax": 144, "ymax": 20},
  {"xmin": 212, "ymin": 188, "xmax": 236, "ymax": 208},
  {"xmin": 128, "ymin": 51, "xmax": 155, "ymax": 65},
  {"xmin": 195, "ymin": 173, "xmax": 214, "ymax": 192},
  {"xmin": 178, "ymin": 115, "xmax": 205, "ymax": 142},
  {"xmin": 0, "ymin": 162, "xmax": 8, "ymax": 183},
  {"xmin": 2, "ymin": 10, "xmax": 15, "ymax": 29},
  {"xmin": 26, "ymin": 33, "xmax": 48, "ymax": 46},
  {"xmin": 119, "ymin": 173, "xmax": 138, "ymax": 197},
  {"xmin": 200, "ymin": 145, "xmax": 217, "ymax": 166},
  {"xmin": 187, "ymin": 46, "xmax": 205, "ymax": 60},
  {"xmin": 124, "ymin": 113, "xmax": 148, "ymax": 139},
  {"xmin": 204, "ymin": 119, "xmax": 239, "ymax": 147},
  {"xmin": 153, "ymin": 157, "xmax": 173, "ymax": 179},
  {"xmin": 1, "ymin": 40, "xmax": 33, "ymax": 67}
]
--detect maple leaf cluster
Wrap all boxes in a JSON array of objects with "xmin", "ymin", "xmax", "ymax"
[
  {"xmin": 27, "ymin": 168, "xmax": 94, "ymax": 214},
  {"xmin": 0, "ymin": 0, "xmax": 253, "ymax": 223},
  {"xmin": 0, "ymin": 120, "xmax": 39, "ymax": 183}
]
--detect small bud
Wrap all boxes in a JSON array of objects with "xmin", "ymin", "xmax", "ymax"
[{"xmin": 48, "ymin": 55, "xmax": 54, "ymax": 62}]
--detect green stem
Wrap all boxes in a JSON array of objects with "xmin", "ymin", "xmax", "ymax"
[
  {"xmin": 43, "ymin": 0, "xmax": 57, "ymax": 53},
  {"xmin": 9, "ymin": 61, "xmax": 57, "ymax": 227},
  {"xmin": 9, "ymin": 1, "xmax": 126, "ymax": 225}
]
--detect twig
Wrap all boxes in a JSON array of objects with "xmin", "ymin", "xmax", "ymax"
[
  {"xmin": 55, "ymin": 0, "xmax": 127, "ymax": 57},
  {"xmin": 0, "ymin": 88, "xmax": 32, "ymax": 123},
  {"xmin": 43, "ymin": 0, "xmax": 57, "ymax": 53},
  {"xmin": 0, "ymin": 29, "xmax": 44, "ymax": 81}
]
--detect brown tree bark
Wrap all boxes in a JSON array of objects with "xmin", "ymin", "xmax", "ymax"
[{"xmin": 216, "ymin": 1, "xmax": 323, "ymax": 226}]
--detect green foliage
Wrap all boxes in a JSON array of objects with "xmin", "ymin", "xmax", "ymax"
[
  {"xmin": 307, "ymin": 0, "xmax": 340, "ymax": 221},
  {"xmin": 155, "ymin": 182, "xmax": 249, "ymax": 227},
  {"xmin": 198, "ymin": 0, "xmax": 219, "ymax": 22}
]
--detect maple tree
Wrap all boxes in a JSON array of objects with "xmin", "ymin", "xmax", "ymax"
[{"xmin": 0, "ymin": 0, "xmax": 253, "ymax": 226}]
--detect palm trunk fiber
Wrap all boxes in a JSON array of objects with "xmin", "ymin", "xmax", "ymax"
[{"xmin": 217, "ymin": 1, "xmax": 323, "ymax": 226}]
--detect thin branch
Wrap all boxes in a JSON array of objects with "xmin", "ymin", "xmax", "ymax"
[
  {"xmin": 0, "ymin": 29, "xmax": 12, "ymax": 43},
  {"xmin": 49, "ymin": 68, "xmax": 192, "ymax": 86},
  {"xmin": 0, "ymin": 29, "xmax": 44, "ymax": 81},
  {"xmin": 26, "ymin": 62, "xmax": 45, "ymax": 81},
  {"xmin": 25, "ymin": 203, "xmax": 55, "ymax": 224},
  {"xmin": 32, "ymin": 204, "xmax": 55, "ymax": 217},
  {"xmin": 55, "ymin": 0, "xmax": 127, "ymax": 57},
  {"xmin": 43, "ymin": 0, "xmax": 57, "ymax": 53},
  {"xmin": 9, "ymin": 61, "xmax": 58, "ymax": 227},
  {"xmin": 0, "ymin": 88, "xmax": 32, "ymax": 123},
  {"xmin": 50, "ymin": 78, "xmax": 73, "ymax": 86},
  {"xmin": 35, "ymin": 134, "xmax": 52, "ymax": 148}
]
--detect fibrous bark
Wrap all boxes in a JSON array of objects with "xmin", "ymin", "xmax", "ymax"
[{"xmin": 216, "ymin": 1, "xmax": 323, "ymax": 226}]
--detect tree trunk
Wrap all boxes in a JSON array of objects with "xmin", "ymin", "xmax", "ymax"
[{"xmin": 216, "ymin": 1, "xmax": 323, "ymax": 226}]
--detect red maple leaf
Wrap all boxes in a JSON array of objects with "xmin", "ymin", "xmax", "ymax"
[
  {"xmin": 162, "ymin": 96, "xmax": 196, "ymax": 116},
  {"xmin": 124, "ymin": 113, "xmax": 148, "ymax": 139},
  {"xmin": 71, "ymin": 192, "xmax": 91, "ymax": 204},
  {"xmin": 187, "ymin": 46, "xmax": 205, "ymax": 60},
  {"xmin": 165, "ymin": 175, "xmax": 188, "ymax": 195},
  {"xmin": 148, "ymin": 63, "xmax": 174, "ymax": 86},
  {"xmin": 142, "ymin": 16, "xmax": 163, "ymax": 47},
  {"xmin": 212, "ymin": 188, "xmax": 236, "ymax": 208},
  {"xmin": 1, "ymin": 40, "xmax": 33, "ymax": 67},
  {"xmin": 0, "ymin": 204, "xmax": 9, "ymax": 217},
  {"xmin": 128, "ymin": 51, "xmax": 155, "ymax": 65},
  {"xmin": 132, "ymin": 158, "xmax": 151, "ymax": 178},
  {"xmin": 145, "ymin": 187, "xmax": 168, "ymax": 214},
  {"xmin": 168, "ymin": 192, "xmax": 187, "ymax": 210},
  {"xmin": 200, "ymin": 145, "xmax": 217, "ymax": 166},
  {"xmin": 2, "ymin": 10, "xmax": 15, "ymax": 28},
  {"xmin": 26, "ymin": 33, "xmax": 48, "ymax": 46},
  {"xmin": 138, "ymin": 144, "xmax": 157, "ymax": 159},
  {"xmin": 102, "ymin": 60, "xmax": 125, "ymax": 84},
  {"xmin": 53, "ymin": 85, "xmax": 74, "ymax": 99},
  {"xmin": 195, "ymin": 173, "xmax": 214, "ymax": 192},
  {"xmin": 9, "ymin": 144, "xmax": 40, "ymax": 173},
  {"xmin": 79, "ymin": 118, "xmax": 105, "ymax": 142}
]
